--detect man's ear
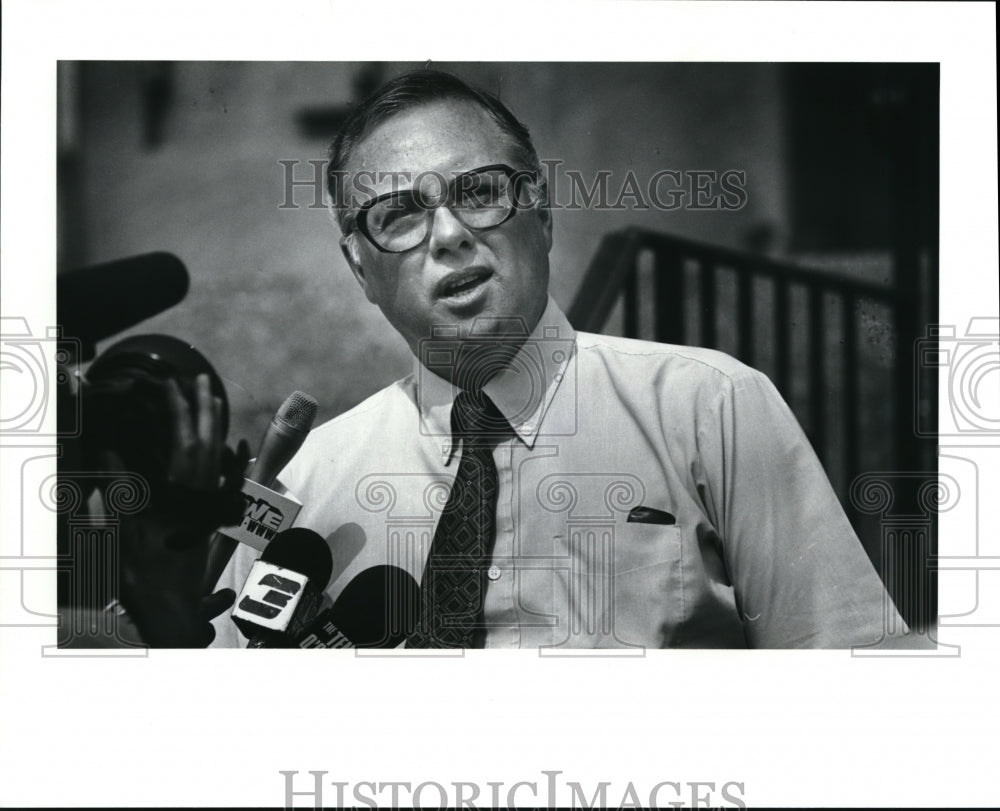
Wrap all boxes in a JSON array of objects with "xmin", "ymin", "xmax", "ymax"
[{"xmin": 340, "ymin": 235, "xmax": 376, "ymax": 303}]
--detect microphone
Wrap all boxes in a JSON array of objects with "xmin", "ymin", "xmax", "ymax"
[
  {"xmin": 58, "ymin": 252, "xmax": 189, "ymax": 361},
  {"xmin": 201, "ymin": 390, "xmax": 319, "ymax": 593},
  {"xmin": 284, "ymin": 566, "xmax": 420, "ymax": 649},
  {"xmin": 231, "ymin": 527, "xmax": 333, "ymax": 647},
  {"xmin": 245, "ymin": 390, "xmax": 319, "ymax": 488}
]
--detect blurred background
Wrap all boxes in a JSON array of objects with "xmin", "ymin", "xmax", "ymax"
[{"xmin": 57, "ymin": 61, "xmax": 939, "ymax": 631}]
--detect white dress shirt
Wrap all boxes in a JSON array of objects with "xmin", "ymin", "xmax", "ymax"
[{"xmin": 213, "ymin": 295, "xmax": 905, "ymax": 648}]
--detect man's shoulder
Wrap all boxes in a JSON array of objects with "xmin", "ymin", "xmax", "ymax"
[
  {"xmin": 307, "ymin": 374, "xmax": 416, "ymax": 440},
  {"xmin": 574, "ymin": 331, "xmax": 757, "ymax": 383},
  {"xmin": 279, "ymin": 374, "xmax": 417, "ymax": 490}
]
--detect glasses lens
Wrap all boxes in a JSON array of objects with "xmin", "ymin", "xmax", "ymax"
[
  {"xmin": 452, "ymin": 169, "xmax": 515, "ymax": 228},
  {"xmin": 359, "ymin": 167, "xmax": 535, "ymax": 252},
  {"xmin": 366, "ymin": 193, "xmax": 427, "ymax": 252}
]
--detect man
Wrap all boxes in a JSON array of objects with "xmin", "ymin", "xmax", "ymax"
[{"xmin": 215, "ymin": 69, "xmax": 906, "ymax": 649}]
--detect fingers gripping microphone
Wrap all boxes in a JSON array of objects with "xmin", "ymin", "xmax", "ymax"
[
  {"xmin": 202, "ymin": 391, "xmax": 318, "ymax": 593},
  {"xmin": 231, "ymin": 527, "xmax": 333, "ymax": 648}
]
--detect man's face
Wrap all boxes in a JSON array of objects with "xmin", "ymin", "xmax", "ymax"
[{"xmin": 341, "ymin": 99, "xmax": 553, "ymax": 358}]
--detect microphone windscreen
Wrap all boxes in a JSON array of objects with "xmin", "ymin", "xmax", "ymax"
[
  {"xmin": 260, "ymin": 527, "xmax": 333, "ymax": 591},
  {"xmin": 275, "ymin": 391, "xmax": 318, "ymax": 435},
  {"xmin": 327, "ymin": 566, "xmax": 420, "ymax": 648},
  {"xmin": 58, "ymin": 252, "xmax": 189, "ymax": 360}
]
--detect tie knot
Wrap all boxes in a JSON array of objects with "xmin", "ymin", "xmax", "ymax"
[{"xmin": 452, "ymin": 390, "xmax": 510, "ymax": 442}]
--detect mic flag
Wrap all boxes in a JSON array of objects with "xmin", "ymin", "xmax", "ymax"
[
  {"xmin": 231, "ymin": 527, "xmax": 332, "ymax": 646},
  {"xmin": 217, "ymin": 480, "xmax": 302, "ymax": 553},
  {"xmin": 295, "ymin": 566, "xmax": 420, "ymax": 649}
]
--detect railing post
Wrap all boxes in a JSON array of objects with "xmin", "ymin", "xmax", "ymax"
[
  {"xmin": 653, "ymin": 247, "xmax": 684, "ymax": 345},
  {"xmin": 567, "ymin": 228, "xmax": 642, "ymax": 333},
  {"xmin": 808, "ymin": 286, "xmax": 826, "ymax": 459},
  {"xmin": 699, "ymin": 262, "xmax": 716, "ymax": 349},
  {"xmin": 623, "ymin": 264, "xmax": 638, "ymax": 339},
  {"xmin": 774, "ymin": 278, "xmax": 791, "ymax": 397},
  {"xmin": 841, "ymin": 294, "xmax": 860, "ymax": 520},
  {"xmin": 737, "ymin": 269, "xmax": 754, "ymax": 365}
]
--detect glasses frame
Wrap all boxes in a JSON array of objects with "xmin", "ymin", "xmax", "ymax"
[{"xmin": 349, "ymin": 164, "xmax": 539, "ymax": 254}]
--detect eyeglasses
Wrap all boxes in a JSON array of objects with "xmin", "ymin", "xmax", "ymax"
[{"xmin": 349, "ymin": 164, "xmax": 541, "ymax": 254}]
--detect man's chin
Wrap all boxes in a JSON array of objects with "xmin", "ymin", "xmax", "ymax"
[
  {"xmin": 440, "ymin": 304, "xmax": 537, "ymax": 342},
  {"xmin": 413, "ymin": 312, "xmax": 533, "ymax": 388}
]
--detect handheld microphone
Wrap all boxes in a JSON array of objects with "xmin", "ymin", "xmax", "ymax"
[
  {"xmin": 245, "ymin": 391, "xmax": 319, "ymax": 488},
  {"xmin": 202, "ymin": 390, "xmax": 318, "ymax": 593},
  {"xmin": 231, "ymin": 527, "xmax": 333, "ymax": 648},
  {"xmin": 284, "ymin": 565, "xmax": 420, "ymax": 649}
]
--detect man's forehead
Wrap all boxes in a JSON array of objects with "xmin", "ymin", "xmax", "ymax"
[{"xmin": 345, "ymin": 99, "xmax": 518, "ymax": 183}]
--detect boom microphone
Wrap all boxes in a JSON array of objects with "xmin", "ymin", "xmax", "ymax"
[
  {"xmin": 58, "ymin": 252, "xmax": 189, "ymax": 361},
  {"xmin": 294, "ymin": 566, "xmax": 420, "ymax": 649},
  {"xmin": 202, "ymin": 390, "xmax": 319, "ymax": 593},
  {"xmin": 231, "ymin": 527, "xmax": 333, "ymax": 647}
]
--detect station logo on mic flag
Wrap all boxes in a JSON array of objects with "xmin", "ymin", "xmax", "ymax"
[
  {"xmin": 217, "ymin": 478, "xmax": 303, "ymax": 552},
  {"xmin": 232, "ymin": 559, "xmax": 309, "ymax": 631}
]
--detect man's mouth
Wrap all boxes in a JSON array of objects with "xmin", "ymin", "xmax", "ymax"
[{"xmin": 436, "ymin": 267, "xmax": 494, "ymax": 300}]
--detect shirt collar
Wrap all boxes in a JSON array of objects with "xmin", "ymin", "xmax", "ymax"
[{"xmin": 414, "ymin": 295, "xmax": 576, "ymax": 463}]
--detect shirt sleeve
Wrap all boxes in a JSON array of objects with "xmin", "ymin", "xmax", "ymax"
[{"xmin": 695, "ymin": 366, "xmax": 906, "ymax": 648}]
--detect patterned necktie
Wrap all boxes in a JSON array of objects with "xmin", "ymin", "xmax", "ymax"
[{"xmin": 407, "ymin": 389, "xmax": 511, "ymax": 648}]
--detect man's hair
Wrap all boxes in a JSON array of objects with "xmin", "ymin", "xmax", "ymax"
[{"xmin": 327, "ymin": 69, "xmax": 542, "ymax": 233}]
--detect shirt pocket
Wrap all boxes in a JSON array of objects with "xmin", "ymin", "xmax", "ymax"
[
  {"xmin": 591, "ymin": 522, "xmax": 685, "ymax": 648},
  {"xmin": 611, "ymin": 522, "xmax": 683, "ymax": 575}
]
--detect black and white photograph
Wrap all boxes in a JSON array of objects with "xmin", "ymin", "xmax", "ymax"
[
  {"xmin": 1, "ymin": 2, "xmax": 997, "ymax": 808},
  {"xmin": 52, "ymin": 58, "xmax": 940, "ymax": 652}
]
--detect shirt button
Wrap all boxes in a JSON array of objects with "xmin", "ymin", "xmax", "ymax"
[{"xmin": 487, "ymin": 565, "xmax": 502, "ymax": 581}]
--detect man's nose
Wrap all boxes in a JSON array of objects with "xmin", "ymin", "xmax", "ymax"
[{"xmin": 427, "ymin": 205, "xmax": 474, "ymax": 258}]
